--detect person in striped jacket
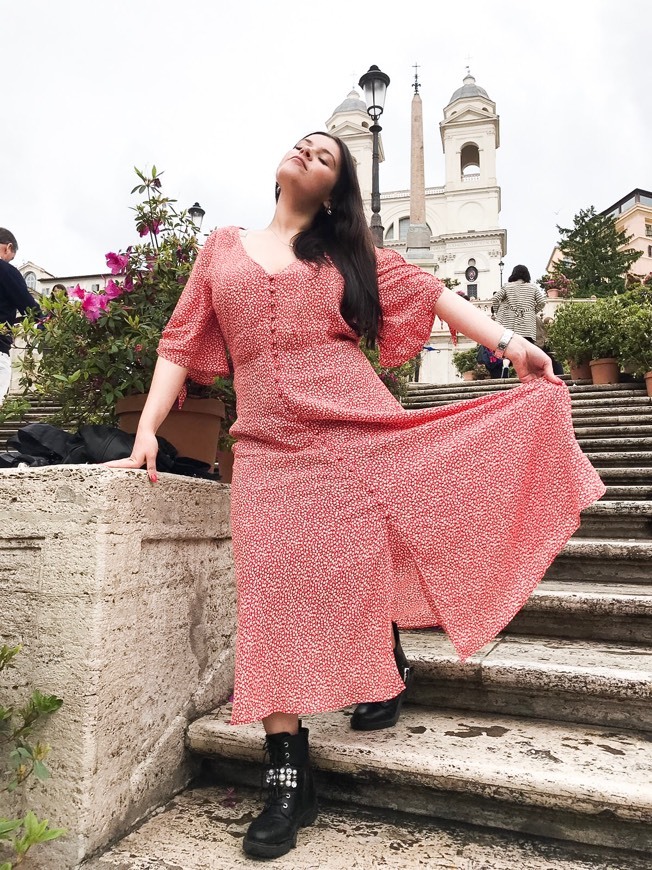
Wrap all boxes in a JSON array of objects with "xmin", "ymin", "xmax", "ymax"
[{"xmin": 491, "ymin": 264, "xmax": 546, "ymax": 343}]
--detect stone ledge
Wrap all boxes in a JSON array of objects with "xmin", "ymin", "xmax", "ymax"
[{"xmin": 0, "ymin": 466, "xmax": 236, "ymax": 870}]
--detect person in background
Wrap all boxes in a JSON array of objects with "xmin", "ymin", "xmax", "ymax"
[
  {"xmin": 536, "ymin": 313, "xmax": 564, "ymax": 376},
  {"xmin": 0, "ymin": 228, "xmax": 42, "ymax": 405},
  {"xmin": 491, "ymin": 264, "xmax": 545, "ymax": 343}
]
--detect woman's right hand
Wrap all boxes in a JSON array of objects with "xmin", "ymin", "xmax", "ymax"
[{"xmin": 104, "ymin": 429, "xmax": 160, "ymax": 482}]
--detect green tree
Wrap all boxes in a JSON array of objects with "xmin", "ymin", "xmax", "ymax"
[{"xmin": 555, "ymin": 206, "xmax": 639, "ymax": 297}]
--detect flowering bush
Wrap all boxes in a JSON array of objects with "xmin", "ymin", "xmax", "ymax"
[
  {"xmin": 3, "ymin": 168, "xmax": 224, "ymax": 429},
  {"xmin": 538, "ymin": 271, "xmax": 575, "ymax": 298},
  {"xmin": 361, "ymin": 345, "xmax": 418, "ymax": 401}
]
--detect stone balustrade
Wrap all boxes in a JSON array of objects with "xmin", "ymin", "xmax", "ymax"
[{"xmin": 0, "ymin": 466, "xmax": 235, "ymax": 869}]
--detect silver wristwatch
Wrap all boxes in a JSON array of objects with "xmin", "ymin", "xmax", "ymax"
[{"xmin": 493, "ymin": 328, "xmax": 515, "ymax": 359}]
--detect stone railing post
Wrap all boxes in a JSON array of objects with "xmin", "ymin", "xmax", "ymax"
[{"xmin": 0, "ymin": 466, "xmax": 236, "ymax": 869}]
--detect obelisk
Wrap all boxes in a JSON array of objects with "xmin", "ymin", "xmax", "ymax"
[{"xmin": 405, "ymin": 66, "xmax": 432, "ymax": 259}]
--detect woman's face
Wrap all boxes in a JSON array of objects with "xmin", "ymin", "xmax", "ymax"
[{"xmin": 276, "ymin": 134, "xmax": 341, "ymax": 207}]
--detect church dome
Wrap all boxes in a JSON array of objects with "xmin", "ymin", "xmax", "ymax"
[
  {"xmin": 331, "ymin": 89, "xmax": 367, "ymax": 115},
  {"xmin": 449, "ymin": 73, "xmax": 489, "ymax": 104}
]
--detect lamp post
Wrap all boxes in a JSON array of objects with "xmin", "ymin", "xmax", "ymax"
[
  {"xmin": 188, "ymin": 202, "xmax": 206, "ymax": 233},
  {"xmin": 499, "ymin": 259, "xmax": 504, "ymax": 286},
  {"xmin": 358, "ymin": 64, "xmax": 390, "ymax": 247}
]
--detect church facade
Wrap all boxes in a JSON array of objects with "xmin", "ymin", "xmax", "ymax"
[{"xmin": 326, "ymin": 73, "xmax": 507, "ymax": 383}]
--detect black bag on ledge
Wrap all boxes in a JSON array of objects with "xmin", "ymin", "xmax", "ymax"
[{"xmin": 0, "ymin": 423, "xmax": 220, "ymax": 481}]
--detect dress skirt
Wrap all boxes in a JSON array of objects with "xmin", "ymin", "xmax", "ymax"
[{"xmin": 157, "ymin": 226, "xmax": 606, "ymax": 725}]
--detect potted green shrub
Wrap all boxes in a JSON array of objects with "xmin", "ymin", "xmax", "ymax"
[
  {"xmin": 547, "ymin": 301, "xmax": 595, "ymax": 379},
  {"xmin": 619, "ymin": 303, "xmax": 652, "ymax": 396},
  {"xmin": 452, "ymin": 346, "xmax": 479, "ymax": 381},
  {"xmin": 587, "ymin": 295, "xmax": 627, "ymax": 385},
  {"xmin": 8, "ymin": 167, "xmax": 225, "ymax": 467}
]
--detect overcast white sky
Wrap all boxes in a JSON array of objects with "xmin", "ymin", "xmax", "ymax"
[{"xmin": 2, "ymin": 0, "xmax": 649, "ymax": 280}]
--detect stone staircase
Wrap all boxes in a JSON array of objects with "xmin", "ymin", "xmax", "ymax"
[
  {"xmin": 0, "ymin": 394, "xmax": 62, "ymax": 451},
  {"xmin": 89, "ymin": 377, "xmax": 652, "ymax": 868}
]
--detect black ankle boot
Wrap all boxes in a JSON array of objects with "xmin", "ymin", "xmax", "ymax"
[
  {"xmin": 350, "ymin": 623, "xmax": 412, "ymax": 731},
  {"xmin": 243, "ymin": 724, "xmax": 318, "ymax": 859}
]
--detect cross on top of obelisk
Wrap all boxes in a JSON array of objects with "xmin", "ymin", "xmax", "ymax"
[{"xmin": 412, "ymin": 62, "xmax": 421, "ymax": 94}]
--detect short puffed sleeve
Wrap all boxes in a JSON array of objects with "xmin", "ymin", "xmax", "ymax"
[
  {"xmin": 376, "ymin": 247, "xmax": 445, "ymax": 367},
  {"xmin": 157, "ymin": 231, "xmax": 231, "ymax": 384}
]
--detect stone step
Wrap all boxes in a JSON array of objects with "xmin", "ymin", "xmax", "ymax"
[
  {"xmin": 406, "ymin": 380, "xmax": 642, "ymax": 397},
  {"xmin": 401, "ymin": 631, "xmax": 652, "ymax": 732},
  {"xmin": 587, "ymin": 451, "xmax": 652, "ymax": 468},
  {"xmin": 574, "ymin": 425, "xmax": 652, "ymax": 438},
  {"xmin": 578, "ymin": 438, "xmax": 652, "ymax": 453},
  {"xmin": 82, "ymin": 784, "xmax": 651, "ymax": 870},
  {"xmin": 546, "ymin": 538, "xmax": 652, "ymax": 584},
  {"xmin": 188, "ymin": 704, "xmax": 652, "ymax": 853},
  {"xmin": 602, "ymin": 485, "xmax": 652, "ymax": 500},
  {"xmin": 573, "ymin": 414, "xmax": 652, "ymax": 428},
  {"xmin": 597, "ymin": 468, "xmax": 652, "ymax": 486},
  {"xmin": 576, "ymin": 501, "xmax": 652, "ymax": 539},
  {"xmin": 508, "ymin": 580, "xmax": 652, "ymax": 644},
  {"xmin": 406, "ymin": 396, "xmax": 652, "ymax": 411}
]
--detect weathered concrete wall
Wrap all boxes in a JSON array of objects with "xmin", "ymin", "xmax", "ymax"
[{"xmin": 0, "ymin": 466, "xmax": 236, "ymax": 869}]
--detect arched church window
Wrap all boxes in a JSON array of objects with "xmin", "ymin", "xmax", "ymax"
[
  {"xmin": 24, "ymin": 271, "xmax": 36, "ymax": 292},
  {"xmin": 468, "ymin": 258, "xmax": 476, "ymax": 266},
  {"xmin": 394, "ymin": 216, "xmax": 433, "ymax": 242},
  {"xmin": 460, "ymin": 143, "xmax": 480, "ymax": 176}
]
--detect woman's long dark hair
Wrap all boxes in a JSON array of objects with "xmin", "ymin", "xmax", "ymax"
[
  {"xmin": 276, "ymin": 131, "xmax": 382, "ymax": 345},
  {"xmin": 508, "ymin": 264, "xmax": 531, "ymax": 283}
]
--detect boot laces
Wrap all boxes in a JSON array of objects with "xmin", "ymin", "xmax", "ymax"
[{"xmin": 260, "ymin": 737, "xmax": 299, "ymax": 812}]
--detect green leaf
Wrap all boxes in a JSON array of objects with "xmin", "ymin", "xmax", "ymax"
[
  {"xmin": 0, "ymin": 818, "xmax": 22, "ymax": 838},
  {"xmin": 33, "ymin": 760, "xmax": 51, "ymax": 781},
  {"xmin": 0, "ymin": 861, "xmax": 13, "ymax": 870}
]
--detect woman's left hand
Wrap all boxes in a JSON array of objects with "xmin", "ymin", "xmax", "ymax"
[{"xmin": 507, "ymin": 337, "xmax": 563, "ymax": 385}]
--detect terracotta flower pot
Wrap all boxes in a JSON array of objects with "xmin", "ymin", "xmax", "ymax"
[
  {"xmin": 546, "ymin": 288, "xmax": 560, "ymax": 299},
  {"xmin": 589, "ymin": 358, "xmax": 619, "ymax": 386},
  {"xmin": 116, "ymin": 394, "xmax": 225, "ymax": 469},
  {"xmin": 645, "ymin": 371, "xmax": 652, "ymax": 398},
  {"xmin": 569, "ymin": 360, "xmax": 591, "ymax": 380},
  {"xmin": 461, "ymin": 370, "xmax": 476, "ymax": 381}
]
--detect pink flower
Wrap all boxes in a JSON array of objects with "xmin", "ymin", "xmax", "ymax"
[
  {"xmin": 104, "ymin": 279, "xmax": 123, "ymax": 300},
  {"xmin": 124, "ymin": 275, "xmax": 134, "ymax": 291},
  {"xmin": 138, "ymin": 220, "xmax": 161, "ymax": 237},
  {"xmin": 81, "ymin": 292, "xmax": 108, "ymax": 322},
  {"xmin": 105, "ymin": 251, "xmax": 130, "ymax": 274},
  {"xmin": 67, "ymin": 284, "xmax": 86, "ymax": 301}
]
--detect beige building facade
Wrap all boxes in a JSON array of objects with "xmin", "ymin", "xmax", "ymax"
[{"xmin": 547, "ymin": 188, "xmax": 652, "ymax": 279}]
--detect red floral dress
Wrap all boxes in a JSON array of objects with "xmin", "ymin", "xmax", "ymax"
[{"xmin": 158, "ymin": 226, "xmax": 605, "ymax": 725}]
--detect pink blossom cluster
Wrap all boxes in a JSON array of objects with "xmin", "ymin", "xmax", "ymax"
[
  {"xmin": 67, "ymin": 251, "xmax": 134, "ymax": 322},
  {"xmin": 138, "ymin": 220, "xmax": 161, "ymax": 237},
  {"xmin": 544, "ymin": 274, "xmax": 574, "ymax": 296}
]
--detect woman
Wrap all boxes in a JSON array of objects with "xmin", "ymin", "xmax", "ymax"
[
  {"xmin": 108, "ymin": 133, "xmax": 604, "ymax": 860},
  {"xmin": 491, "ymin": 264, "xmax": 546, "ymax": 342}
]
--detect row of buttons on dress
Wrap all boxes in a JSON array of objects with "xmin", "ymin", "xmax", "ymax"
[{"xmin": 269, "ymin": 277, "xmax": 281, "ymax": 387}]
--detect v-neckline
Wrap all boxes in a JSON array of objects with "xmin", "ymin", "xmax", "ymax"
[{"xmin": 235, "ymin": 227, "xmax": 299, "ymax": 278}]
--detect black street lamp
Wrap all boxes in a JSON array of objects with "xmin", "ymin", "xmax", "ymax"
[
  {"xmin": 358, "ymin": 64, "xmax": 390, "ymax": 247},
  {"xmin": 499, "ymin": 259, "xmax": 505, "ymax": 285},
  {"xmin": 188, "ymin": 202, "xmax": 206, "ymax": 233}
]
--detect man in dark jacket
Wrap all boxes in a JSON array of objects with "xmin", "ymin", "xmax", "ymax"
[{"xmin": 0, "ymin": 228, "xmax": 42, "ymax": 404}]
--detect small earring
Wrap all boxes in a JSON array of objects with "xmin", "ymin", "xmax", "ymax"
[{"xmin": 326, "ymin": 205, "xmax": 332, "ymax": 216}]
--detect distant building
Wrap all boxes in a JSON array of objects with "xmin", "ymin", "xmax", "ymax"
[
  {"xmin": 17, "ymin": 262, "xmax": 119, "ymax": 299},
  {"xmin": 547, "ymin": 188, "xmax": 652, "ymax": 278},
  {"xmin": 327, "ymin": 73, "xmax": 506, "ymax": 301},
  {"xmin": 328, "ymin": 72, "xmax": 507, "ymax": 382}
]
